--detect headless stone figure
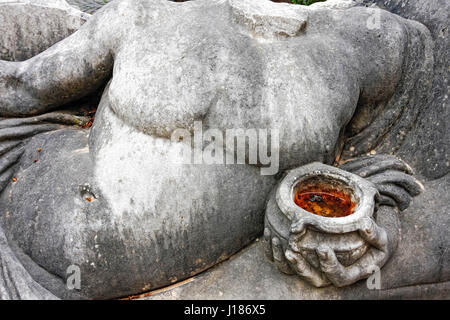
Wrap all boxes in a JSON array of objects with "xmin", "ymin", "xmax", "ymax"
[{"xmin": 0, "ymin": 0, "xmax": 435, "ymax": 299}]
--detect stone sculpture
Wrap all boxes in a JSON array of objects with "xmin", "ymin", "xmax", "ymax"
[{"xmin": 0, "ymin": 0, "xmax": 447, "ymax": 299}]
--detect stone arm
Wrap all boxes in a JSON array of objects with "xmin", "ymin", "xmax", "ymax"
[{"xmin": 0, "ymin": 2, "xmax": 124, "ymax": 117}]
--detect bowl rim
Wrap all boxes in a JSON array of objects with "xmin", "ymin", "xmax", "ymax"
[{"xmin": 276, "ymin": 162, "xmax": 378, "ymax": 234}]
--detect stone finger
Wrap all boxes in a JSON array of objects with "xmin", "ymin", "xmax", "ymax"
[
  {"xmin": 290, "ymin": 220, "xmax": 307, "ymax": 235},
  {"xmin": 354, "ymin": 158, "xmax": 413, "ymax": 178},
  {"xmin": 263, "ymin": 227, "xmax": 273, "ymax": 261},
  {"xmin": 285, "ymin": 249, "xmax": 329, "ymax": 287},
  {"xmin": 358, "ymin": 218, "xmax": 389, "ymax": 252},
  {"xmin": 271, "ymin": 237, "xmax": 285, "ymax": 262},
  {"xmin": 316, "ymin": 245, "xmax": 348, "ymax": 287},
  {"xmin": 376, "ymin": 194, "xmax": 397, "ymax": 207},
  {"xmin": 376, "ymin": 183, "xmax": 411, "ymax": 211},
  {"xmin": 340, "ymin": 154, "xmax": 399, "ymax": 172},
  {"xmin": 367, "ymin": 170, "xmax": 424, "ymax": 196}
]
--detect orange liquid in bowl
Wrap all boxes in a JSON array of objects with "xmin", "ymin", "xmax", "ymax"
[{"xmin": 294, "ymin": 187, "xmax": 356, "ymax": 218}]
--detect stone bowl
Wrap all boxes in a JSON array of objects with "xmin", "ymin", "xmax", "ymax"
[{"xmin": 265, "ymin": 162, "xmax": 379, "ymax": 269}]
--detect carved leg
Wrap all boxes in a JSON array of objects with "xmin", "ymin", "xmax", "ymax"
[{"xmin": 0, "ymin": 113, "xmax": 90, "ymax": 300}]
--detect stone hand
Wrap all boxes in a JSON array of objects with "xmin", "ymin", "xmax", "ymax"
[
  {"xmin": 315, "ymin": 217, "xmax": 390, "ymax": 287},
  {"xmin": 266, "ymin": 217, "xmax": 390, "ymax": 288},
  {"xmin": 263, "ymin": 158, "xmax": 407, "ymax": 288},
  {"xmin": 287, "ymin": 216, "xmax": 390, "ymax": 288},
  {"xmin": 340, "ymin": 154, "xmax": 424, "ymax": 211},
  {"xmin": 266, "ymin": 214, "xmax": 389, "ymax": 289},
  {"xmin": 264, "ymin": 224, "xmax": 330, "ymax": 287}
]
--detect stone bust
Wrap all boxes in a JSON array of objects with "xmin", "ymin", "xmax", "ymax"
[{"xmin": 0, "ymin": 0, "xmax": 447, "ymax": 299}]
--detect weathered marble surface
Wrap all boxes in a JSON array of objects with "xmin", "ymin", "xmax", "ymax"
[
  {"xmin": 0, "ymin": 0, "xmax": 88, "ymax": 61},
  {"xmin": 0, "ymin": 0, "xmax": 448, "ymax": 300},
  {"xmin": 362, "ymin": 0, "xmax": 449, "ymax": 180}
]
